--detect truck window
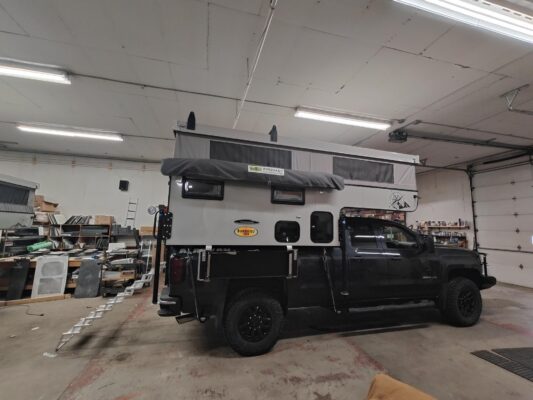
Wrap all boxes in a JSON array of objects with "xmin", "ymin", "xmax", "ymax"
[
  {"xmin": 275, "ymin": 221, "xmax": 300, "ymax": 243},
  {"xmin": 271, "ymin": 187, "xmax": 305, "ymax": 205},
  {"xmin": 182, "ymin": 178, "xmax": 224, "ymax": 200},
  {"xmin": 310, "ymin": 212, "xmax": 333, "ymax": 243},
  {"xmin": 350, "ymin": 221, "xmax": 379, "ymax": 249},
  {"xmin": 377, "ymin": 222, "xmax": 418, "ymax": 249}
]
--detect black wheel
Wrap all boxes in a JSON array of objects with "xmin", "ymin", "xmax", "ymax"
[
  {"xmin": 442, "ymin": 277, "xmax": 482, "ymax": 327},
  {"xmin": 223, "ymin": 290, "xmax": 284, "ymax": 356}
]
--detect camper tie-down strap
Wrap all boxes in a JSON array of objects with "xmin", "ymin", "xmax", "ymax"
[{"xmin": 160, "ymin": 158, "xmax": 345, "ymax": 190}]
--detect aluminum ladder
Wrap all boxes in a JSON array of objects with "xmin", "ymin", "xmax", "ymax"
[
  {"xmin": 55, "ymin": 269, "xmax": 154, "ymax": 352},
  {"xmin": 124, "ymin": 198, "xmax": 139, "ymax": 227}
]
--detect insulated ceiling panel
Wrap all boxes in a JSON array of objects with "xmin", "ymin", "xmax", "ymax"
[
  {"xmin": 0, "ymin": 4, "xmax": 25, "ymax": 35},
  {"xmin": 422, "ymin": 24, "xmax": 532, "ymax": 72},
  {"xmin": 0, "ymin": 0, "xmax": 530, "ymax": 167},
  {"xmin": 336, "ymin": 47, "xmax": 487, "ymax": 111}
]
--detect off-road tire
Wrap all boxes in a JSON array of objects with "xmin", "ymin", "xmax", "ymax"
[
  {"xmin": 223, "ymin": 290, "xmax": 284, "ymax": 356},
  {"xmin": 442, "ymin": 277, "xmax": 482, "ymax": 327}
]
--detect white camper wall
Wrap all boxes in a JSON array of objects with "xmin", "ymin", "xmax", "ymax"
[
  {"xmin": 406, "ymin": 169, "xmax": 475, "ymax": 249},
  {"xmin": 0, "ymin": 150, "xmax": 167, "ymax": 227}
]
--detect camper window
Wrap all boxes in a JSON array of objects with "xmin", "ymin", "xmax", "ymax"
[
  {"xmin": 0, "ymin": 183, "xmax": 30, "ymax": 205},
  {"xmin": 271, "ymin": 187, "xmax": 305, "ymax": 205},
  {"xmin": 210, "ymin": 141, "xmax": 291, "ymax": 169},
  {"xmin": 275, "ymin": 221, "xmax": 300, "ymax": 243},
  {"xmin": 310, "ymin": 212, "xmax": 333, "ymax": 243},
  {"xmin": 333, "ymin": 157, "xmax": 393, "ymax": 183},
  {"xmin": 182, "ymin": 178, "xmax": 224, "ymax": 200}
]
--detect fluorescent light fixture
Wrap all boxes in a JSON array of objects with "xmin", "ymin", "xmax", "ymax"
[
  {"xmin": 17, "ymin": 124, "xmax": 123, "ymax": 142},
  {"xmin": 394, "ymin": 0, "xmax": 533, "ymax": 44},
  {"xmin": 0, "ymin": 59, "xmax": 70, "ymax": 84},
  {"xmin": 295, "ymin": 107, "xmax": 391, "ymax": 130}
]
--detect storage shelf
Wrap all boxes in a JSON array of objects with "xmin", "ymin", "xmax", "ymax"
[
  {"xmin": 423, "ymin": 225, "xmax": 470, "ymax": 229},
  {"xmin": 0, "ymin": 282, "xmax": 76, "ymax": 291}
]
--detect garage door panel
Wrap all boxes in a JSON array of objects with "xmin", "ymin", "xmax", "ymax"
[
  {"xmin": 474, "ymin": 165, "xmax": 532, "ymax": 187},
  {"xmin": 514, "ymin": 198, "xmax": 533, "ymax": 214},
  {"xmin": 474, "ymin": 181, "xmax": 533, "ymax": 200},
  {"xmin": 476, "ymin": 215, "xmax": 533, "ymax": 232},
  {"xmin": 475, "ymin": 199, "xmax": 514, "ymax": 216},
  {"xmin": 477, "ymin": 230, "xmax": 533, "ymax": 251},
  {"xmin": 474, "ymin": 163, "xmax": 533, "ymax": 288},
  {"xmin": 483, "ymin": 249, "xmax": 533, "ymax": 287}
]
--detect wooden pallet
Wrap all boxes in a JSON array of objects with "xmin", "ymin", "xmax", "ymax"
[{"xmin": 0, "ymin": 293, "xmax": 71, "ymax": 307}]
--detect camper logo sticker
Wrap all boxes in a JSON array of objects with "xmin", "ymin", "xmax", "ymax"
[
  {"xmin": 234, "ymin": 226, "xmax": 258, "ymax": 237},
  {"xmin": 391, "ymin": 192, "xmax": 410, "ymax": 210},
  {"xmin": 248, "ymin": 165, "xmax": 285, "ymax": 176}
]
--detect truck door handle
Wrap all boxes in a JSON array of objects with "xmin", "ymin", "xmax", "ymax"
[{"xmin": 390, "ymin": 258, "xmax": 402, "ymax": 261}]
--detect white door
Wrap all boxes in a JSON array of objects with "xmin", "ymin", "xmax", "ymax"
[{"xmin": 473, "ymin": 163, "xmax": 533, "ymax": 288}]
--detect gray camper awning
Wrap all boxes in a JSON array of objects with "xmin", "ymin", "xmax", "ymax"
[{"xmin": 161, "ymin": 158, "xmax": 344, "ymax": 190}]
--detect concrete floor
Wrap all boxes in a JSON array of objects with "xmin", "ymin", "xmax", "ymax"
[{"xmin": 1, "ymin": 284, "xmax": 532, "ymax": 400}]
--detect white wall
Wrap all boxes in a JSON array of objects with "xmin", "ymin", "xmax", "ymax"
[
  {"xmin": 407, "ymin": 169, "xmax": 475, "ymax": 249},
  {"xmin": 0, "ymin": 150, "xmax": 167, "ymax": 227}
]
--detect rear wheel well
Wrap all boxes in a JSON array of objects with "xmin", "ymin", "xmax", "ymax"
[
  {"xmin": 225, "ymin": 278, "xmax": 287, "ymax": 314},
  {"xmin": 448, "ymin": 268, "xmax": 481, "ymax": 287}
]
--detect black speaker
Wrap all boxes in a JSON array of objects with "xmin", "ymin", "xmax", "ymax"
[{"xmin": 119, "ymin": 180, "xmax": 129, "ymax": 191}]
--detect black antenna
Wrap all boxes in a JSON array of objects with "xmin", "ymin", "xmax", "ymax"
[
  {"xmin": 269, "ymin": 125, "xmax": 278, "ymax": 142},
  {"xmin": 187, "ymin": 112, "xmax": 196, "ymax": 130}
]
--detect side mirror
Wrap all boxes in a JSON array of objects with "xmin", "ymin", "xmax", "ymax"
[{"xmin": 421, "ymin": 235, "xmax": 435, "ymax": 253}]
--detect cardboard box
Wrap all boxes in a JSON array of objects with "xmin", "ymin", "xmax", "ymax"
[
  {"xmin": 139, "ymin": 226, "xmax": 154, "ymax": 237},
  {"xmin": 366, "ymin": 374, "xmax": 435, "ymax": 400},
  {"xmin": 94, "ymin": 215, "xmax": 114, "ymax": 225},
  {"xmin": 34, "ymin": 195, "xmax": 59, "ymax": 212}
]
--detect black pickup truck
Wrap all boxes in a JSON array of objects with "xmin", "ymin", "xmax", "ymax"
[{"xmin": 157, "ymin": 216, "xmax": 496, "ymax": 356}]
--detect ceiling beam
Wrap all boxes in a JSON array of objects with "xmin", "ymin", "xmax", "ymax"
[{"xmin": 389, "ymin": 129, "xmax": 533, "ymax": 152}]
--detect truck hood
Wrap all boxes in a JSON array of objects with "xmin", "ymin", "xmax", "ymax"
[{"xmin": 434, "ymin": 246, "xmax": 480, "ymax": 262}]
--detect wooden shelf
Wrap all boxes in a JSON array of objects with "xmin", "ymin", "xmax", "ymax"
[
  {"xmin": 423, "ymin": 225, "xmax": 470, "ymax": 229},
  {"xmin": 0, "ymin": 282, "xmax": 76, "ymax": 291}
]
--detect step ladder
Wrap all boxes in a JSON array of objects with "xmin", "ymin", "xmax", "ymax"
[
  {"xmin": 54, "ymin": 269, "xmax": 154, "ymax": 352},
  {"xmin": 140, "ymin": 240, "xmax": 153, "ymax": 271},
  {"xmin": 124, "ymin": 198, "xmax": 139, "ymax": 227}
]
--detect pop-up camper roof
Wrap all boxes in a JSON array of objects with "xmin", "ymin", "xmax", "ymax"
[{"xmin": 168, "ymin": 122, "xmax": 418, "ymax": 193}]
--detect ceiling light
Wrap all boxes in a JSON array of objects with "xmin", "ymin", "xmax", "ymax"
[
  {"xmin": 394, "ymin": 0, "xmax": 533, "ymax": 44},
  {"xmin": 295, "ymin": 107, "xmax": 391, "ymax": 130},
  {"xmin": 17, "ymin": 124, "xmax": 123, "ymax": 142},
  {"xmin": 0, "ymin": 59, "xmax": 71, "ymax": 84}
]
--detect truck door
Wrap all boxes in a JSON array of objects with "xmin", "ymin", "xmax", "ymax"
[
  {"xmin": 375, "ymin": 220, "xmax": 439, "ymax": 298},
  {"xmin": 344, "ymin": 219, "xmax": 389, "ymax": 302}
]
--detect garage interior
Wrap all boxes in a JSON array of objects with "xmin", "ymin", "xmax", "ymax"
[{"xmin": 1, "ymin": 1, "xmax": 533, "ymax": 399}]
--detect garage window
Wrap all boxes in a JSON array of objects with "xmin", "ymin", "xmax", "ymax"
[
  {"xmin": 275, "ymin": 221, "xmax": 300, "ymax": 243},
  {"xmin": 333, "ymin": 157, "xmax": 393, "ymax": 183},
  {"xmin": 311, "ymin": 212, "xmax": 333, "ymax": 243},
  {"xmin": 182, "ymin": 178, "xmax": 224, "ymax": 200}
]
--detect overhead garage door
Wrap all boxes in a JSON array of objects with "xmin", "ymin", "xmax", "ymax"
[{"xmin": 473, "ymin": 162, "xmax": 533, "ymax": 288}]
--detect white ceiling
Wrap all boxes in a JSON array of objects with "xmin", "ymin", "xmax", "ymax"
[{"xmin": 0, "ymin": 0, "xmax": 532, "ymax": 166}]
